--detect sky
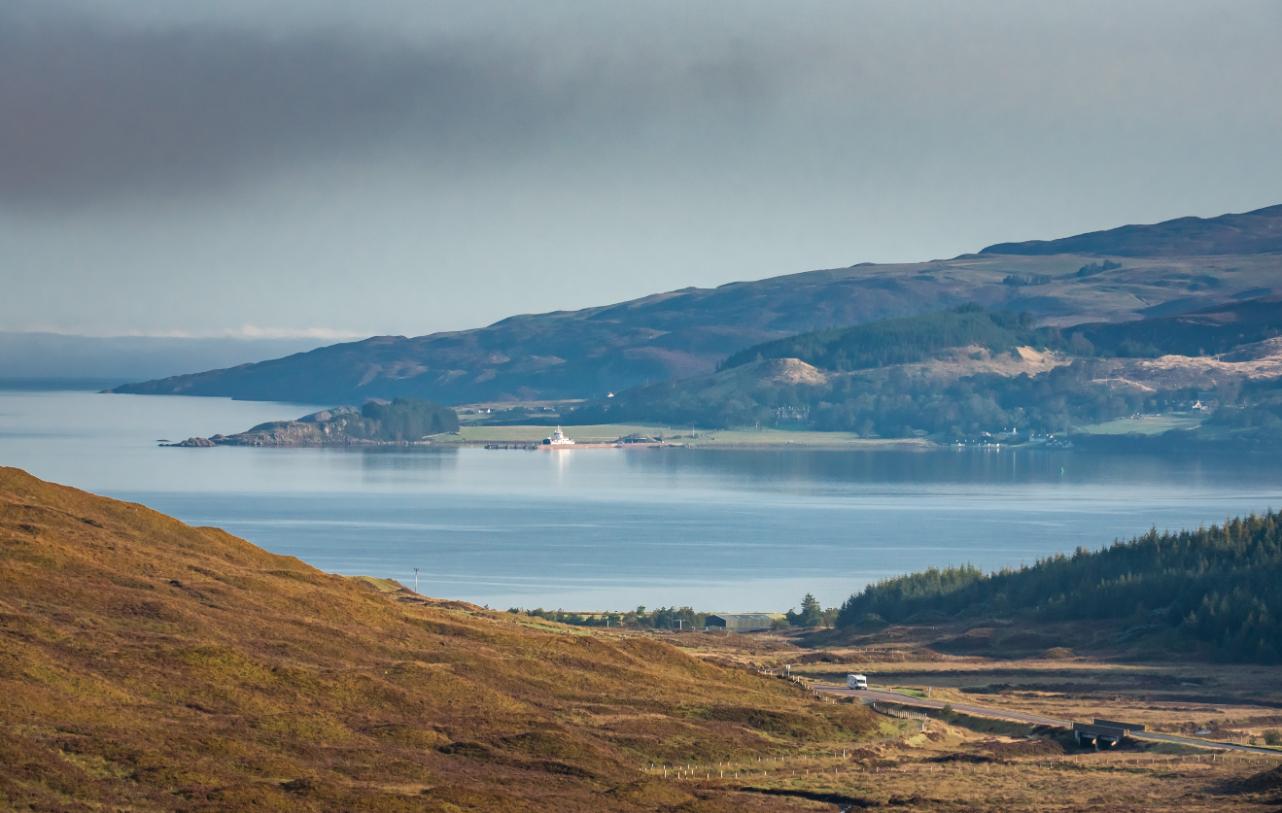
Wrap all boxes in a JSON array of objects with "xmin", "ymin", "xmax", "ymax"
[{"xmin": 3, "ymin": 0, "xmax": 1280, "ymax": 340}]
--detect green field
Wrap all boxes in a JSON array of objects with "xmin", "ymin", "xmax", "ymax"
[
  {"xmin": 684, "ymin": 428, "xmax": 928, "ymax": 447},
  {"xmin": 441, "ymin": 424, "xmax": 674, "ymax": 443},
  {"xmin": 449, "ymin": 415, "xmax": 1211, "ymax": 446},
  {"xmin": 440, "ymin": 424, "xmax": 932, "ymax": 447},
  {"xmin": 1075, "ymin": 413, "xmax": 1204, "ymax": 435}
]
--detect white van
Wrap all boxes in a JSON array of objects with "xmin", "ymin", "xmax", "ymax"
[{"xmin": 847, "ymin": 673, "xmax": 868, "ymax": 690}]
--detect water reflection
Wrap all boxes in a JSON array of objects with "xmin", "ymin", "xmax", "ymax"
[
  {"xmin": 2, "ymin": 390, "xmax": 1281, "ymax": 611},
  {"xmin": 624, "ymin": 446, "xmax": 1208, "ymax": 489}
]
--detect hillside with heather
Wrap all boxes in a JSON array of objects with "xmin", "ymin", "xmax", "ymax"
[
  {"xmin": 110, "ymin": 204, "xmax": 1282, "ymax": 406},
  {"xmin": 0, "ymin": 467, "xmax": 877, "ymax": 813}
]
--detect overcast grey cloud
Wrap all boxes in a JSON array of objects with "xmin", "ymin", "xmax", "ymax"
[
  {"xmin": 0, "ymin": 1, "xmax": 816, "ymax": 207},
  {"xmin": 2, "ymin": 0, "xmax": 1280, "ymax": 338}
]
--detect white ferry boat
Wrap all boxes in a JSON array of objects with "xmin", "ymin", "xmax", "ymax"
[{"xmin": 543, "ymin": 426, "xmax": 576, "ymax": 446}]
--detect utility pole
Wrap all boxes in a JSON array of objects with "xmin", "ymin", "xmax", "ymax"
[{"xmin": 414, "ymin": 568, "xmax": 419, "ymax": 595}]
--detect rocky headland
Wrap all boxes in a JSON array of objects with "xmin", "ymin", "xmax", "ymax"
[{"xmin": 164, "ymin": 398, "xmax": 458, "ymax": 447}]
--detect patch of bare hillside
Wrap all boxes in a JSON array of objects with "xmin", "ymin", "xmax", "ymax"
[
  {"xmin": 659, "ymin": 358, "xmax": 829, "ymax": 402},
  {"xmin": 838, "ymin": 338, "xmax": 1282, "ymax": 395},
  {"xmin": 1092, "ymin": 341, "xmax": 1282, "ymax": 393},
  {"xmin": 880, "ymin": 345, "xmax": 1072, "ymax": 383}
]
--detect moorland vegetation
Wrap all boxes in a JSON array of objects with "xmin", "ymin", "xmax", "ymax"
[{"xmin": 0, "ymin": 466, "xmax": 877, "ymax": 812}]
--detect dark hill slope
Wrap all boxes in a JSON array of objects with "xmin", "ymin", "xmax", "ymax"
[
  {"xmin": 112, "ymin": 204, "xmax": 1282, "ymax": 405},
  {"xmin": 0, "ymin": 467, "xmax": 875, "ymax": 813},
  {"xmin": 982, "ymin": 203, "xmax": 1282, "ymax": 257},
  {"xmin": 1075, "ymin": 294, "xmax": 1282, "ymax": 357},
  {"xmin": 722, "ymin": 295, "xmax": 1282, "ymax": 372},
  {"xmin": 720, "ymin": 305, "xmax": 1042, "ymax": 372}
]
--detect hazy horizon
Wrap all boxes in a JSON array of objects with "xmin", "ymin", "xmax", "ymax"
[{"xmin": 4, "ymin": 0, "xmax": 1280, "ymax": 340}]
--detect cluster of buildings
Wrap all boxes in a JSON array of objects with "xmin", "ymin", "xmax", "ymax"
[{"xmin": 773, "ymin": 406, "xmax": 811, "ymax": 422}]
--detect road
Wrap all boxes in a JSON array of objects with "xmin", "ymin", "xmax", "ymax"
[{"xmin": 814, "ymin": 684, "xmax": 1282, "ymax": 756}]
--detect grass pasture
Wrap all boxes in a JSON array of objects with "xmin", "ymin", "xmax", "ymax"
[
  {"xmin": 444, "ymin": 423, "xmax": 672, "ymax": 443},
  {"xmin": 442, "ymin": 423, "xmax": 931, "ymax": 448},
  {"xmin": 1075, "ymin": 413, "xmax": 1205, "ymax": 435}
]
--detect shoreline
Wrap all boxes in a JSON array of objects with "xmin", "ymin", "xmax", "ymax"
[{"xmin": 443, "ymin": 437, "xmax": 941, "ymax": 451}]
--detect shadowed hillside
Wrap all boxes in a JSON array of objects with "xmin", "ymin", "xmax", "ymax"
[
  {"xmin": 110, "ymin": 205, "xmax": 1281, "ymax": 405},
  {"xmin": 1075, "ymin": 294, "xmax": 1282, "ymax": 358},
  {"xmin": 719, "ymin": 305, "xmax": 1042, "ymax": 372},
  {"xmin": 0, "ymin": 467, "xmax": 877, "ymax": 812}
]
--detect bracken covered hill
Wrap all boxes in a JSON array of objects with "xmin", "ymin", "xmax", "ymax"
[{"xmin": 0, "ymin": 467, "xmax": 876, "ymax": 812}]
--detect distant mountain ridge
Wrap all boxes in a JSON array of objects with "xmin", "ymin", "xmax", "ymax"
[
  {"xmin": 981, "ymin": 203, "xmax": 1282, "ymax": 257},
  {"xmin": 0, "ymin": 332, "xmax": 333, "ymax": 384},
  {"xmin": 111, "ymin": 204, "xmax": 1282, "ymax": 406}
]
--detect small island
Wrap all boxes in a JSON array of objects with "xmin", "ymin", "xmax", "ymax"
[{"xmin": 165, "ymin": 397, "xmax": 459, "ymax": 447}]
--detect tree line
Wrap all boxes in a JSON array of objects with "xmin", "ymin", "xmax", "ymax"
[
  {"xmin": 351, "ymin": 397, "xmax": 459, "ymax": 440},
  {"xmin": 567, "ymin": 301, "xmax": 1282, "ymax": 436},
  {"xmin": 718, "ymin": 304, "xmax": 1043, "ymax": 373},
  {"xmin": 509, "ymin": 605, "xmax": 706, "ymax": 630},
  {"xmin": 508, "ymin": 595, "xmax": 839, "ymax": 630},
  {"xmin": 836, "ymin": 510, "xmax": 1282, "ymax": 663},
  {"xmin": 592, "ymin": 356, "xmax": 1150, "ymax": 437}
]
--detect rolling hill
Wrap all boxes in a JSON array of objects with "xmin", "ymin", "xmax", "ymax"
[
  {"xmin": 109, "ymin": 204, "xmax": 1282, "ymax": 406},
  {"xmin": 0, "ymin": 466, "xmax": 876, "ymax": 812},
  {"xmin": 981, "ymin": 203, "xmax": 1282, "ymax": 257},
  {"xmin": 587, "ymin": 297, "xmax": 1282, "ymax": 439}
]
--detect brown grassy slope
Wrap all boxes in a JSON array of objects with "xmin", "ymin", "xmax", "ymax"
[{"xmin": 0, "ymin": 467, "xmax": 876, "ymax": 812}]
